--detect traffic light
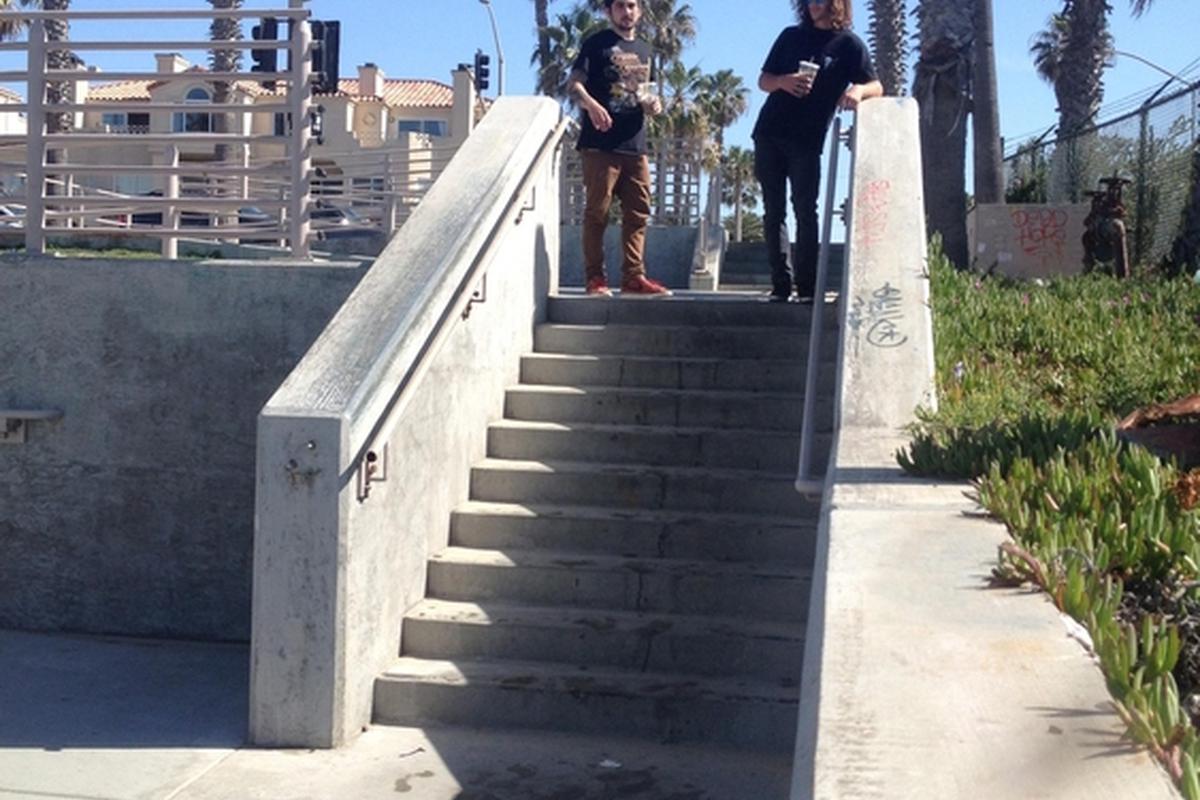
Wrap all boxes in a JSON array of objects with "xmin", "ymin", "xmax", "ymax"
[
  {"xmin": 250, "ymin": 17, "xmax": 279, "ymax": 90},
  {"xmin": 311, "ymin": 20, "xmax": 342, "ymax": 95},
  {"xmin": 473, "ymin": 50, "xmax": 490, "ymax": 93}
]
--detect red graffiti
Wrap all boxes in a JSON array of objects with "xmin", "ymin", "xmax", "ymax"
[
  {"xmin": 1010, "ymin": 208, "xmax": 1068, "ymax": 264},
  {"xmin": 854, "ymin": 179, "xmax": 892, "ymax": 249}
]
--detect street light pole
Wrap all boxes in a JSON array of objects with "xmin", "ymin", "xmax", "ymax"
[{"xmin": 478, "ymin": 0, "xmax": 505, "ymax": 96}]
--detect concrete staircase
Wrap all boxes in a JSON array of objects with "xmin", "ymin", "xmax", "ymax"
[{"xmin": 373, "ymin": 293, "xmax": 838, "ymax": 752}]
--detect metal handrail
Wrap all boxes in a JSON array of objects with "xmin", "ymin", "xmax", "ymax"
[
  {"xmin": 795, "ymin": 115, "xmax": 849, "ymax": 495},
  {"xmin": 345, "ymin": 114, "xmax": 570, "ymax": 476}
]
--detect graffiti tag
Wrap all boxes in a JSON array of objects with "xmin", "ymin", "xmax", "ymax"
[
  {"xmin": 1010, "ymin": 208, "xmax": 1068, "ymax": 265},
  {"xmin": 848, "ymin": 282, "xmax": 908, "ymax": 349},
  {"xmin": 854, "ymin": 179, "xmax": 892, "ymax": 250}
]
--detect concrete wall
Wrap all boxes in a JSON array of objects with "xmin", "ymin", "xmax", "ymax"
[
  {"xmin": 250, "ymin": 97, "xmax": 564, "ymax": 748},
  {"xmin": 970, "ymin": 202, "xmax": 1090, "ymax": 278},
  {"xmin": 0, "ymin": 256, "xmax": 365, "ymax": 641},
  {"xmin": 559, "ymin": 225, "xmax": 697, "ymax": 289}
]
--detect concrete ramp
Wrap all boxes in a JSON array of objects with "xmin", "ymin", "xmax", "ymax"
[{"xmin": 792, "ymin": 99, "xmax": 1177, "ymax": 799}]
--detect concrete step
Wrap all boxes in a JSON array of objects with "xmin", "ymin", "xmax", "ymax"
[
  {"xmin": 426, "ymin": 547, "xmax": 810, "ymax": 622},
  {"xmin": 534, "ymin": 323, "xmax": 838, "ymax": 359},
  {"xmin": 547, "ymin": 294, "xmax": 835, "ymax": 329},
  {"xmin": 503, "ymin": 384, "xmax": 833, "ymax": 432},
  {"xmin": 450, "ymin": 501, "xmax": 816, "ymax": 565},
  {"xmin": 374, "ymin": 657, "xmax": 799, "ymax": 751},
  {"xmin": 487, "ymin": 419, "xmax": 831, "ymax": 473},
  {"xmin": 519, "ymin": 352, "xmax": 825, "ymax": 392},
  {"xmin": 470, "ymin": 458, "xmax": 819, "ymax": 517},
  {"xmin": 401, "ymin": 599, "xmax": 804, "ymax": 682}
]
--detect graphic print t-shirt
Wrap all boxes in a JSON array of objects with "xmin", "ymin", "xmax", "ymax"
[
  {"xmin": 572, "ymin": 29, "xmax": 654, "ymax": 154},
  {"xmin": 752, "ymin": 24, "xmax": 876, "ymax": 149}
]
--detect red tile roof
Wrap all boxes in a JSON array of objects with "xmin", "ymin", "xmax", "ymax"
[{"xmin": 87, "ymin": 73, "xmax": 453, "ymax": 109}]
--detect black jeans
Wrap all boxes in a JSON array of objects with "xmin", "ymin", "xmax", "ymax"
[{"xmin": 754, "ymin": 136, "xmax": 821, "ymax": 298}]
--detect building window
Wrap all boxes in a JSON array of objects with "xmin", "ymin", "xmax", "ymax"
[
  {"xmin": 397, "ymin": 119, "xmax": 446, "ymax": 137},
  {"xmin": 173, "ymin": 87, "xmax": 213, "ymax": 133}
]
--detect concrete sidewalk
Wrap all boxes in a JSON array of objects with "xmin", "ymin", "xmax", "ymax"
[{"xmin": 0, "ymin": 629, "xmax": 790, "ymax": 800}]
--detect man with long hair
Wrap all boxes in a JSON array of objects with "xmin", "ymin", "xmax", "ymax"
[
  {"xmin": 753, "ymin": 0, "xmax": 882, "ymax": 302},
  {"xmin": 568, "ymin": 0, "xmax": 673, "ymax": 297}
]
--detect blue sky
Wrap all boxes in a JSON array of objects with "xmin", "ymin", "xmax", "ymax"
[{"xmin": 4, "ymin": 0, "xmax": 1199, "ymax": 169}]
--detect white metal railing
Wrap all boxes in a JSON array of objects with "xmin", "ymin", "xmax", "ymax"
[{"xmin": 0, "ymin": 4, "xmax": 313, "ymax": 257}]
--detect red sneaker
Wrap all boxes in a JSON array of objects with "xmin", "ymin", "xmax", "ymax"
[
  {"xmin": 585, "ymin": 276, "xmax": 613, "ymax": 297},
  {"xmin": 620, "ymin": 274, "xmax": 673, "ymax": 297}
]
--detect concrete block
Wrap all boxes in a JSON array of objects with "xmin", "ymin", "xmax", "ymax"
[
  {"xmin": 970, "ymin": 203, "xmax": 1090, "ymax": 278},
  {"xmin": 251, "ymin": 97, "xmax": 565, "ymax": 747},
  {"xmin": 840, "ymin": 98, "xmax": 937, "ymax": 430}
]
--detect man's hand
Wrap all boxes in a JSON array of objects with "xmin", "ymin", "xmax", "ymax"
[
  {"xmin": 838, "ymin": 84, "xmax": 866, "ymax": 111},
  {"xmin": 777, "ymin": 72, "xmax": 815, "ymax": 99},
  {"xmin": 839, "ymin": 80, "xmax": 883, "ymax": 111},
  {"xmin": 586, "ymin": 99, "xmax": 614, "ymax": 132},
  {"xmin": 640, "ymin": 94, "xmax": 663, "ymax": 116}
]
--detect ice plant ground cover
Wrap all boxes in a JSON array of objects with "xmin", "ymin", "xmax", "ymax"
[{"xmin": 899, "ymin": 242, "xmax": 1200, "ymax": 796}]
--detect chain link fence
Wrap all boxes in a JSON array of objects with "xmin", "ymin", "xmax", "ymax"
[{"xmin": 1004, "ymin": 81, "xmax": 1200, "ymax": 268}]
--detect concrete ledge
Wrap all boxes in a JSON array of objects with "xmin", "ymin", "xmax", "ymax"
[
  {"xmin": 251, "ymin": 97, "xmax": 564, "ymax": 748},
  {"xmin": 793, "ymin": 98, "xmax": 1177, "ymax": 797}
]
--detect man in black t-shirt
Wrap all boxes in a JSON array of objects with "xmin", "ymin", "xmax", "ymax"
[
  {"xmin": 753, "ymin": 0, "xmax": 882, "ymax": 302},
  {"xmin": 568, "ymin": 0, "xmax": 672, "ymax": 297}
]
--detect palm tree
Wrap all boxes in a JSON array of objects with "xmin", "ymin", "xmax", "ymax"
[
  {"xmin": 720, "ymin": 145, "xmax": 757, "ymax": 242},
  {"xmin": 208, "ymin": 0, "xmax": 244, "ymax": 165},
  {"xmin": 639, "ymin": 0, "xmax": 696, "ymax": 100},
  {"xmin": 973, "ymin": 0, "xmax": 1003, "ymax": 204},
  {"xmin": 532, "ymin": 0, "xmax": 553, "ymax": 78},
  {"xmin": 868, "ymin": 0, "xmax": 907, "ymax": 96},
  {"xmin": 532, "ymin": 3, "xmax": 604, "ymax": 102},
  {"xmin": 912, "ymin": 0, "xmax": 973, "ymax": 267},
  {"xmin": 41, "ymin": 0, "xmax": 76, "ymax": 136},
  {"xmin": 696, "ymin": 68, "xmax": 748, "ymax": 155},
  {"xmin": 1031, "ymin": 0, "xmax": 1154, "ymax": 200},
  {"xmin": 654, "ymin": 58, "xmax": 706, "ymax": 223}
]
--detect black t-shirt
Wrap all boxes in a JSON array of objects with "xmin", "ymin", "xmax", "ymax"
[
  {"xmin": 572, "ymin": 29, "xmax": 654, "ymax": 155},
  {"xmin": 752, "ymin": 24, "xmax": 876, "ymax": 149}
]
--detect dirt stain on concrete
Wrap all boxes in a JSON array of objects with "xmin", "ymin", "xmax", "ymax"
[{"xmin": 394, "ymin": 769, "xmax": 435, "ymax": 793}]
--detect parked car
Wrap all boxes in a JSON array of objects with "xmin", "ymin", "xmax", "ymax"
[
  {"xmin": 311, "ymin": 203, "xmax": 374, "ymax": 240},
  {"xmin": 0, "ymin": 205, "xmax": 22, "ymax": 227}
]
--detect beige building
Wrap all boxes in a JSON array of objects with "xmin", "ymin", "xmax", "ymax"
[{"xmin": 74, "ymin": 54, "xmax": 481, "ymax": 201}]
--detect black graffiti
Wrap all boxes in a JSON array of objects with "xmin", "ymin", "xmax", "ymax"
[{"xmin": 847, "ymin": 282, "xmax": 909, "ymax": 349}]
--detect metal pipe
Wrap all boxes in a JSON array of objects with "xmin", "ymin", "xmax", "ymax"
[{"xmin": 795, "ymin": 116, "xmax": 846, "ymax": 496}]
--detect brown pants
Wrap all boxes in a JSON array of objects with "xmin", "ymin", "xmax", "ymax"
[{"xmin": 581, "ymin": 149, "xmax": 651, "ymax": 283}]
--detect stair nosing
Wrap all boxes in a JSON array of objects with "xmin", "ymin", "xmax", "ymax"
[
  {"xmin": 406, "ymin": 598, "xmax": 805, "ymax": 642},
  {"xmin": 379, "ymin": 656, "xmax": 801, "ymax": 702},
  {"xmin": 452, "ymin": 499, "xmax": 816, "ymax": 529},
  {"xmin": 429, "ymin": 545, "xmax": 811, "ymax": 580}
]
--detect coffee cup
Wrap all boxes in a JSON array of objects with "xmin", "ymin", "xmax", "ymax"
[{"xmin": 796, "ymin": 60, "xmax": 820, "ymax": 79}]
